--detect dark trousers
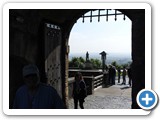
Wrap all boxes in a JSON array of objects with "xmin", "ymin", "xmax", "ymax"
[
  {"xmin": 129, "ymin": 78, "xmax": 132, "ymax": 86},
  {"xmin": 109, "ymin": 76, "xmax": 115, "ymax": 85},
  {"xmin": 122, "ymin": 76, "xmax": 126, "ymax": 84},
  {"xmin": 74, "ymin": 98, "xmax": 84, "ymax": 109},
  {"xmin": 118, "ymin": 74, "xmax": 120, "ymax": 83}
]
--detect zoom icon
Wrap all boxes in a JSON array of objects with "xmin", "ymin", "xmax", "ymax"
[{"xmin": 137, "ymin": 89, "xmax": 158, "ymax": 110}]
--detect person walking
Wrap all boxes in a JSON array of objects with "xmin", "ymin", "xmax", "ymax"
[
  {"xmin": 112, "ymin": 66, "xmax": 116, "ymax": 85},
  {"xmin": 117, "ymin": 67, "xmax": 121, "ymax": 83},
  {"xmin": 127, "ymin": 65, "xmax": 132, "ymax": 87},
  {"xmin": 122, "ymin": 66, "xmax": 127, "ymax": 85},
  {"xmin": 72, "ymin": 72, "xmax": 87, "ymax": 109}
]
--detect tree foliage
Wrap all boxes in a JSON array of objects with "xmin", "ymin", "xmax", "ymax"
[
  {"xmin": 69, "ymin": 57, "xmax": 85, "ymax": 69},
  {"xmin": 111, "ymin": 61, "xmax": 131, "ymax": 69},
  {"xmin": 69, "ymin": 57, "xmax": 131, "ymax": 70},
  {"xmin": 69, "ymin": 57, "xmax": 102, "ymax": 69},
  {"xmin": 90, "ymin": 58, "xmax": 102, "ymax": 69}
]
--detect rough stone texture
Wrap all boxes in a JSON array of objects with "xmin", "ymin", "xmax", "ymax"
[{"xmin": 69, "ymin": 95, "xmax": 131, "ymax": 109}]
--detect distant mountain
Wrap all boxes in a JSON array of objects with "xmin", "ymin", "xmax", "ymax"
[{"xmin": 69, "ymin": 52, "xmax": 132, "ymax": 65}]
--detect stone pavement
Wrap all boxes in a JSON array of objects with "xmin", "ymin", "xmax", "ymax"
[{"xmin": 68, "ymin": 77, "xmax": 132, "ymax": 109}]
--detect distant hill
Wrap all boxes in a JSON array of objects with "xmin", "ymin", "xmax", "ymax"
[{"xmin": 69, "ymin": 52, "xmax": 132, "ymax": 65}]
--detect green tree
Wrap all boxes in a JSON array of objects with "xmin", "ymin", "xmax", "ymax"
[
  {"xmin": 69, "ymin": 57, "xmax": 85, "ymax": 68},
  {"xmin": 121, "ymin": 63, "xmax": 129, "ymax": 68},
  {"xmin": 69, "ymin": 57, "xmax": 102, "ymax": 69},
  {"xmin": 111, "ymin": 61, "xmax": 118, "ymax": 68},
  {"xmin": 79, "ymin": 57, "xmax": 85, "ymax": 63},
  {"xmin": 90, "ymin": 58, "xmax": 102, "ymax": 69}
]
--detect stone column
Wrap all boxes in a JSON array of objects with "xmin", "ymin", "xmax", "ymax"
[
  {"xmin": 131, "ymin": 11, "xmax": 145, "ymax": 109},
  {"xmin": 64, "ymin": 42, "xmax": 70, "ymax": 108},
  {"xmin": 100, "ymin": 51, "xmax": 107, "ymax": 72}
]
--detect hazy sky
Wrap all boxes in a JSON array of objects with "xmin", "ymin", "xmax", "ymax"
[{"xmin": 68, "ymin": 10, "xmax": 132, "ymax": 55}]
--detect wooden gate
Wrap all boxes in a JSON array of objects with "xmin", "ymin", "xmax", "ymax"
[{"xmin": 44, "ymin": 23, "xmax": 62, "ymax": 97}]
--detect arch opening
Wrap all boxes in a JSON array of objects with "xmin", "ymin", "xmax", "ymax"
[{"xmin": 67, "ymin": 9, "xmax": 132, "ymax": 109}]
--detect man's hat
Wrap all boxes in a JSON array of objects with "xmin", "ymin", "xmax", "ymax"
[{"xmin": 23, "ymin": 64, "xmax": 39, "ymax": 77}]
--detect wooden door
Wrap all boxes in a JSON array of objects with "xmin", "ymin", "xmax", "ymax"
[{"xmin": 44, "ymin": 23, "xmax": 62, "ymax": 97}]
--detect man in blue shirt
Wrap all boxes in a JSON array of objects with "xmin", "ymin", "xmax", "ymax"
[{"xmin": 13, "ymin": 64, "xmax": 65, "ymax": 109}]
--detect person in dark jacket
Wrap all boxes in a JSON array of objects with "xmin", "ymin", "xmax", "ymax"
[
  {"xmin": 13, "ymin": 64, "xmax": 65, "ymax": 109},
  {"xmin": 109, "ymin": 65, "xmax": 116, "ymax": 85},
  {"xmin": 117, "ymin": 67, "xmax": 121, "ymax": 83},
  {"xmin": 127, "ymin": 64, "xmax": 132, "ymax": 87},
  {"xmin": 122, "ymin": 66, "xmax": 127, "ymax": 85},
  {"xmin": 72, "ymin": 72, "xmax": 87, "ymax": 109}
]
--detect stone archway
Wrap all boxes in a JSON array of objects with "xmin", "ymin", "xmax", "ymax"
[
  {"xmin": 9, "ymin": 9, "xmax": 145, "ymax": 109},
  {"xmin": 64, "ymin": 9, "xmax": 145, "ymax": 109}
]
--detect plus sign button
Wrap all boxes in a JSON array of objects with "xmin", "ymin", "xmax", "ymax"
[{"xmin": 137, "ymin": 89, "xmax": 158, "ymax": 110}]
